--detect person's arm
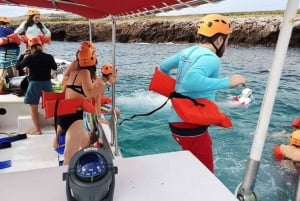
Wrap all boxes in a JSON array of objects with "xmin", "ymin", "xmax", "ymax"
[
  {"xmin": 61, "ymin": 60, "xmax": 77, "ymax": 89},
  {"xmin": 15, "ymin": 49, "xmax": 31, "ymax": 70},
  {"xmin": 49, "ymin": 55, "xmax": 58, "ymax": 71},
  {"xmin": 14, "ymin": 21, "xmax": 26, "ymax": 35},
  {"xmin": 41, "ymin": 23, "xmax": 51, "ymax": 38},
  {"xmin": 160, "ymin": 52, "xmax": 181, "ymax": 75},
  {"xmin": 80, "ymin": 70, "xmax": 105, "ymax": 98},
  {"xmin": 182, "ymin": 55, "xmax": 230, "ymax": 92}
]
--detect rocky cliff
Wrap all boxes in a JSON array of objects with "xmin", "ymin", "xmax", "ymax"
[{"xmin": 27, "ymin": 16, "xmax": 300, "ymax": 46}]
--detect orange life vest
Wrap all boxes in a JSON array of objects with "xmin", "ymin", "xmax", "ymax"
[
  {"xmin": 41, "ymin": 91, "xmax": 96, "ymax": 119},
  {"xmin": 291, "ymin": 117, "xmax": 300, "ymax": 129},
  {"xmin": 20, "ymin": 34, "xmax": 51, "ymax": 45},
  {"xmin": 0, "ymin": 33, "xmax": 21, "ymax": 46},
  {"xmin": 148, "ymin": 67, "xmax": 232, "ymax": 128}
]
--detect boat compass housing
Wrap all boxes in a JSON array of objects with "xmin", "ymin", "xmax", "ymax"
[{"xmin": 63, "ymin": 147, "xmax": 118, "ymax": 201}]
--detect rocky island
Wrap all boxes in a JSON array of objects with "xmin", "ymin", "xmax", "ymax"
[{"xmin": 12, "ymin": 13, "xmax": 300, "ymax": 46}]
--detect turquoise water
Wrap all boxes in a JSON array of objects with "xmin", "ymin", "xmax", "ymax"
[{"xmin": 46, "ymin": 41, "xmax": 300, "ymax": 201}]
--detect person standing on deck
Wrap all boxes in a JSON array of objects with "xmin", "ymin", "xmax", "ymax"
[
  {"xmin": 14, "ymin": 8, "xmax": 51, "ymax": 46},
  {"xmin": 159, "ymin": 14, "xmax": 247, "ymax": 173},
  {"xmin": 16, "ymin": 37, "xmax": 57, "ymax": 135},
  {"xmin": 56, "ymin": 45, "xmax": 106, "ymax": 165},
  {"xmin": 0, "ymin": 16, "xmax": 20, "ymax": 93}
]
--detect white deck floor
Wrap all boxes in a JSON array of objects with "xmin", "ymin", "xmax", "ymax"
[
  {"xmin": 0, "ymin": 133, "xmax": 238, "ymax": 201},
  {"xmin": 0, "ymin": 94, "xmax": 238, "ymax": 201}
]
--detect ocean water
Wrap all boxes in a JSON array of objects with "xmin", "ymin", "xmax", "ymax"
[{"xmin": 45, "ymin": 41, "xmax": 300, "ymax": 201}]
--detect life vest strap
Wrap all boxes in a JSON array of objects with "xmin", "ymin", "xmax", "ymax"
[
  {"xmin": 169, "ymin": 92, "xmax": 205, "ymax": 107},
  {"xmin": 119, "ymin": 96, "xmax": 170, "ymax": 125},
  {"xmin": 120, "ymin": 67, "xmax": 232, "ymax": 128}
]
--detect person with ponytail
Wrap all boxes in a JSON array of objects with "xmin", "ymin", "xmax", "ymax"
[{"xmin": 56, "ymin": 44, "xmax": 105, "ymax": 165}]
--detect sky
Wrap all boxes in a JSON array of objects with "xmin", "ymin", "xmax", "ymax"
[{"xmin": 0, "ymin": 0, "xmax": 299, "ymax": 17}]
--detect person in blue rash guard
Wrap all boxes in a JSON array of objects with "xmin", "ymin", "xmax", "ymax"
[{"xmin": 159, "ymin": 14, "xmax": 247, "ymax": 173}]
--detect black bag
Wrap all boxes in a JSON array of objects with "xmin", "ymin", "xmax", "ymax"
[{"xmin": 8, "ymin": 76, "xmax": 29, "ymax": 96}]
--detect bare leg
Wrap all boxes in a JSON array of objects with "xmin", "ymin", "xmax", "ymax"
[
  {"xmin": 12, "ymin": 67, "xmax": 19, "ymax": 76},
  {"xmin": 0, "ymin": 79, "xmax": 3, "ymax": 92},
  {"xmin": 27, "ymin": 104, "xmax": 41, "ymax": 135},
  {"xmin": 63, "ymin": 120, "xmax": 90, "ymax": 165},
  {"xmin": 0, "ymin": 69, "xmax": 5, "ymax": 92}
]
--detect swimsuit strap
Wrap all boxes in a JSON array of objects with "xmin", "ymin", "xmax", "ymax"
[
  {"xmin": 72, "ymin": 71, "xmax": 81, "ymax": 84},
  {"xmin": 66, "ymin": 71, "xmax": 86, "ymax": 97}
]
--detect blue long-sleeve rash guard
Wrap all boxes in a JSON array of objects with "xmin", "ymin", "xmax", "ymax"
[{"xmin": 160, "ymin": 45, "xmax": 230, "ymax": 122}]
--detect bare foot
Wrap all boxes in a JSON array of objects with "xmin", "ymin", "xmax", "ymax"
[{"xmin": 26, "ymin": 129, "xmax": 42, "ymax": 135}]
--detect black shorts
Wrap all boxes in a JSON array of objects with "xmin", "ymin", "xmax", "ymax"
[
  {"xmin": 57, "ymin": 110, "xmax": 83, "ymax": 132},
  {"xmin": 169, "ymin": 122, "xmax": 208, "ymax": 137}
]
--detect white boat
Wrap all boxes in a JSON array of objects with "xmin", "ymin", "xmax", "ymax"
[{"xmin": 0, "ymin": 0, "xmax": 299, "ymax": 201}]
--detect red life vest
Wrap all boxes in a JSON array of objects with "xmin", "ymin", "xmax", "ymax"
[
  {"xmin": 148, "ymin": 67, "xmax": 232, "ymax": 128},
  {"xmin": 291, "ymin": 117, "xmax": 300, "ymax": 129},
  {"xmin": 42, "ymin": 91, "xmax": 96, "ymax": 119},
  {"xmin": 0, "ymin": 33, "xmax": 21, "ymax": 46},
  {"xmin": 20, "ymin": 34, "xmax": 51, "ymax": 45}
]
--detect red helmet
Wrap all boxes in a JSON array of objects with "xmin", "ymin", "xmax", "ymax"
[
  {"xmin": 80, "ymin": 41, "xmax": 96, "ymax": 51},
  {"xmin": 77, "ymin": 48, "xmax": 97, "ymax": 67},
  {"xmin": 28, "ymin": 37, "xmax": 42, "ymax": 47},
  {"xmin": 101, "ymin": 63, "xmax": 113, "ymax": 75}
]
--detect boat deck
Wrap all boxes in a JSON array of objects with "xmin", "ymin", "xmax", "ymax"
[
  {"xmin": 0, "ymin": 133, "xmax": 238, "ymax": 201},
  {"xmin": 0, "ymin": 94, "xmax": 54, "ymax": 133}
]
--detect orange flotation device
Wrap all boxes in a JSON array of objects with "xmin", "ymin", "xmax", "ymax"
[
  {"xmin": 101, "ymin": 95, "xmax": 112, "ymax": 104},
  {"xmin": 20, "ymin": 34, "xmax": 51, "ymax": 45},
  {"xmin": 273, "ymin": 144, "xmax": 285, "ymax": 161},
  {"xmin": 0, "ymin": 33, "xmax": 21, "ymax": 46},
  {"xmin": 148, "ymin": 67, "xmax": 232, "ymax": 128},
  {"xmin": 42, "ymin": 91, "xmax": 96, "ymax": 119},
  {"xmin": 291, "ymin": 117, "xmax": 300, "ymax": 129},
  {"xmin": 148, "ymin": 67, "xmax": 176, "ymax": 97}
]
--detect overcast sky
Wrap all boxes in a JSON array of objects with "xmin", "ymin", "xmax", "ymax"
[{"xmin": 0, "ymin": 0, "xmax": 299, "ymax": 17}]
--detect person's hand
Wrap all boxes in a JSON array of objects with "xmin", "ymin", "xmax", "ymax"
[
  {"xmin": 108, "ymin": 68, "xmax": 118, "ymax": 84},
  {"xmin": 23, "ymin": 67, "xmax": 30, "ymax": 75},
  {"xmin": 230, "ymin": 74, "xmax": 246, "ymax": 88},
  {"xmin": 22, "ymin": 48, "xmax": 31, "ymax": 56}
]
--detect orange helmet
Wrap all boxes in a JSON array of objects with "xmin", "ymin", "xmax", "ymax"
[
  {"xmin": 101, "ymin": 63, "xmax": 113, "ymax": 75},
  {"xmin": 28, "ymin": 37, "xmax": 42, "ymax": 47},
  {"xmin": 80, "ymin": 41, "xmax": 96, "ymax": 51},
  {"xmin": 197, "ymin": 14, "xmax": 232, "ymax": 37},
  {"xmin": 27, "ymin": 8, "xmax": 40, "ymax": 16},
  {"xmin": 77, "ymin": 48, "xmax": 97, "ymax": 67},
  {"xmin": 290, "ymin": 130, "xmax": 300, "ymax": 147},
  {"xmin": 0, "ymin": 16, "xmax": 10, "ymax": 24}
]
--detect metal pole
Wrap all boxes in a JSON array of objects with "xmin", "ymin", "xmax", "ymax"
[
  {"xmin": 294, "ymin": 170, "xmax": 300, "ymax": 201},
  {"xmin": 236, "ymin": 0, "xmax": 299, "ymax": 200},
  {"xmin": 111, "ymin": 17, "xmax": 119, "ymax": 156},
  {"xmin": 89, "ymin": 20, "xmax": 92, "ymax": 41}
]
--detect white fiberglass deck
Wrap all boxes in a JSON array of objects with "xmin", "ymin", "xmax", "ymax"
[
  {"xmin": 0, "ymin": 133, "xmax": 238, "ymax": 201},
  {"xmin": 0, "ymin": 94, "xmax": 54, "ymax": 133}
]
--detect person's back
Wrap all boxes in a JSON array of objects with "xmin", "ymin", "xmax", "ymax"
[
  {"xmin": 22, "ymin": 51, "xmax": 56, "ymax": 81},
  {"xmin": 15, "ymin": 37, "xmax": 57, "ymax": 135},
  {"xmin": 57, "ymin": 45, "xmax": 105, "ymax": 165}
]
